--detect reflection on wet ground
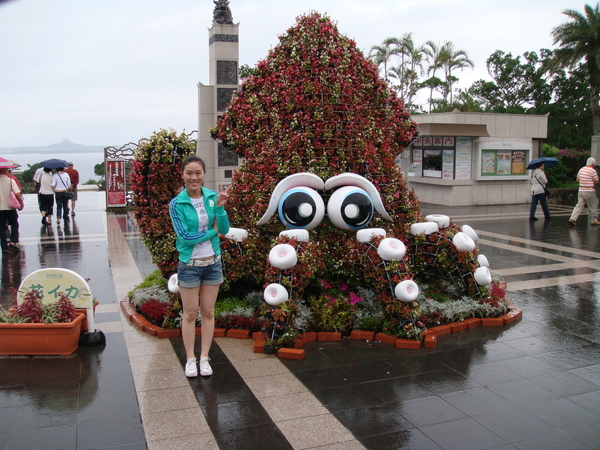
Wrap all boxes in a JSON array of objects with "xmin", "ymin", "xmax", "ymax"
[{"xmin": 0, "ymin": 193, "xmax": 599, "ymax": 449}]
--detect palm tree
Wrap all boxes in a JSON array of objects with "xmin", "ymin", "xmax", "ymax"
[
  {"xmin": 368, "ymin": 37, "xmax": 400, "ymax": 82},
  {"xmin": 440, "ymin": 42, "xmax": 474, "ymax": 104},
  {"xmin": 548, "ymin": 3, "xmax": 600, "ymax": 135},
  {"xmin": 387, "ymin": 34, "xmax": 425, "ymax": 108},
  {"xmin": 423, "ymin": 40, "xmax": 446, "ymax": 112}
]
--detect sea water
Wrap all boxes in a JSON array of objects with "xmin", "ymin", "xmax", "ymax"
[{"xmin": 6, "ymin": 152, "xmax": 105, "ymax": 183}]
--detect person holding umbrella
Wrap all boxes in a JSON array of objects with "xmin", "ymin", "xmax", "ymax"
[
  {"xmin": 568, "ymin": 157, "xmax": 599, "ymax": 226},
  {"xmin": 527, "ymin": 157, "xmax": 558, "ymax": 221},
  {"xmin": 0, "ymin": 157, "xmax": 24, "ymax": 253},
  {"xmin": 529, "ymin": 162, "xmax": 551, "ymax": 221}
]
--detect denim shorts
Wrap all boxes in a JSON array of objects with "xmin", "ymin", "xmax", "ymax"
[{"xmin": 177, "ymin": 260, "xmax": 223, "ymax": 288}]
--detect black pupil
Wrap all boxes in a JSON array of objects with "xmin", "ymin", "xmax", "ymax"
[
  {"xmin": 281, "ymin": 192, "xmax": 316, "ymax": 227},
  {"xmin": 342, "ymin": 192, "xmax": 373, "ymax": 227}
]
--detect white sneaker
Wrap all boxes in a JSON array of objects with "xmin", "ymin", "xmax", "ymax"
[
  {"xmin": 199, "ymin": 357, "xmax": 213, "ymax": 376},
  {"xmin": 185, "ymin": 358, "xmax": 198, "ymax": 377}
]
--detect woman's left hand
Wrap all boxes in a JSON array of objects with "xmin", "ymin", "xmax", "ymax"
[{"xmin": 217, "ymin": 189, "xmax": 229, "ymax": 207}]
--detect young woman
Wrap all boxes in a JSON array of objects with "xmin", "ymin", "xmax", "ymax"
[{"xmin": 169, "ymin": 156, "xmax": 230, "ymax": 377}]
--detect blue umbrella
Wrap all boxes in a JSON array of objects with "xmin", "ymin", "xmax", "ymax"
[
  {"xmin": 40, "ymin": 158, "xmax": 69, "ymax": 169},
  {"xmin": 526, "ymin": 157, "xmax": 559, "ymax": 170}
]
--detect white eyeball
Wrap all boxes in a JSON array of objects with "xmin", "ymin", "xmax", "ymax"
[
  {"xmin": 377, "ymin": 238, "xmax": 406, "ymax": 261},
  {"xmin": 268, "ymin": 244, "xmax": 298, "ymax": 270},
  {"xmin": 168, "ymin": 274, "xmax": 179, "ymax": 293},
  {"xmin": 278, "ymin": 187, "xmax": 325, "ymax": 230},
  {"xmin": 225, "ymin": 227, "xmax": 248, "ymax": 242},
  {"xmin": 327, "ymin": 186, "xmax": 374, "ymax": 230},
  {"xmin": 279, "ymin": 229, "xmax": 309, "ymax": 242},
  {"xmin": 461, "ymin": 224, "xmax": 478, "ymax": 242},
  {"xmin": 453, "ymin": 231, "xmax": 476, "ymax": 251},
  {"xmin": 356, "ymin": 228, "xmax": 386, "ymax": 244},
  {"xmin": 474, "ymin": 266, "xmax": 492, "ymax": 286},
  {"xmin": 477, "ymin": 254, "xmax": 489, "ymax": 268},
  {"xmin": 394, "ymin": 280, "xmax": 419, "ymax": 303},
  {"xmin": 263, "ymin": 283, "xmax": 289, "ymax": 306},
  {"xmin": 410, "ymin": 222, "xmax": 439, "ymax": 235},
  {"xmin": 425, "ymin": 214, "xmax": 450, "ymax": 228}
]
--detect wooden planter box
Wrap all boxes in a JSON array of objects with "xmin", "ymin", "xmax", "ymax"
[{"xmin": 0, "ymin": 313, "xmax": 85, "ymax": 356}]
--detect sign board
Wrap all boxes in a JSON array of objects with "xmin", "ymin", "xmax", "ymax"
[
  {"xmin": 106, "ymin": 159, "xmax": 127, "ymax": 207},
  {"xmin": 17, "ymin": 268, "xmax": 93, "ymax": 309}
]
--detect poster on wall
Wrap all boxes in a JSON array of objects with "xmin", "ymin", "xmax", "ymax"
[
  {"xmin": 455, "ymin": 137, "xmax": 472, "ymax": 180},
  {"xmin": 496, "ymin": 151, "xmax": 512, "ymax": 174},
  {"xmin": 442, "ymin": 150, "xmax": 454, "ymax": 179},
  {"xmin": 106, "ymin": 159, "xmax": 127, "ymax": 207},
  {"xmin": 511, "ymin": 150, "xmax": 526, "ymax": 174},
  {"xmin": 481, "ymin": 151, "xmax": 496, "ymax": 174},
  {"xmin": 410, "ymin": 148, "xmax": 423, "ymax": 177}
]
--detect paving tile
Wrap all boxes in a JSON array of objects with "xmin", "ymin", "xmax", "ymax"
[
  {"xmin": 277, "ymin": 414, "xmax": 357, "ymax": 449},
  {"xmin": 399, "ymin": 395, "xmax": 467, "ymax": 428},
  {"xmin": 261, "ymin": 391, "xmax": 328, "ymax": 421},
  {"xmin": 6, "ymin": 423, "xmax": 77, "ymax": 450},
  {"xmin": 359, "ymin": 428, "xmax": 442, "ymax": 450},
  {"xmin": 142, "ymin": 407, "xmax": 211, "ymax": 441},
  {"xmin": 333, "ymin": 402, "xmax": 415, "ymax": 438},
  {"xmin": 440, "ymin": 386, "xmax": 514, "ymax": 416},
  {"xmin": 214, "ymin": 423, "xmax": 293, "ymax": 450},
  {"xmin": 137, "ymin": 385, "xmax": 198, "ymax": 414},
  {"xmin": 472, "ymin": 408, "xmax": 556, "ymax": 443},
  {"xmin": 244, "ymin": 372, "xmax": 308, "ymax": 399},
  {"xmin": 147, "ymin": 433, "xmax": 219, "ymax": 450},
  {"xmin": 420, "ymin": 417, "xmax": 506, "ymax": 450}
]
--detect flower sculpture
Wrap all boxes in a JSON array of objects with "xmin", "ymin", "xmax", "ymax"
[{"xmin": 209, "ymin": 12, "xmax": 508, "ymax": 340}]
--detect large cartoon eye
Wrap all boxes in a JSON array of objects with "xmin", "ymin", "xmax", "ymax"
[
  {"xmin": 257, "ymin": 173, "xmax": 325, "ymax": 228},
  {"xmin": 327, "ymin": 186, "xmax": 374, "ymax": 230},
  {"xmin": 278, "ymin": 187, "xmax": 325, "ymax": 230}
]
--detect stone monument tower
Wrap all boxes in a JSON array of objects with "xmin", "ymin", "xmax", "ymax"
[{"xmin": 196, "ymin": 0, "xmax": 239, "ymax": 191}]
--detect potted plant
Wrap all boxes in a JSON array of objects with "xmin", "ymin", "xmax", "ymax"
[
  {"xmin": 263, "ymin": 339, "xmax": 277, "ymax": 355},
  {"xmin": 275, "ymin": 329, "xmax": 299, "ymax": 348},
  {"xmin": 0, "ymin": 290, "xmax": 85, "ymax": 356}
]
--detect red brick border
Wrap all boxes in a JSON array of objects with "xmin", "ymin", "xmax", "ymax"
[{"xmin": 120, "ymin": 300, "xmax": 522, "ymax": 350}]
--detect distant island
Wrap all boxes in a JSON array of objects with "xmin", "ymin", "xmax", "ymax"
[{"xmin": 0, "ymin": 138, "xmax": 109, "ymax": 154}]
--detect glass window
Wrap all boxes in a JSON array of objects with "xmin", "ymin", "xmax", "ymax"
[{"xmin": 423, "ymin": 150, "xmax": 442, "ymax": 178}]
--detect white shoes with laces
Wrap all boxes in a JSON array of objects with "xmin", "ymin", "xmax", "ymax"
[
  {"xmin": 199, "ymin": 357, "xmax": 213, "ymax": 376},
  {"xmin": 185, "ymin": 358, "xmax": 198, "ymax": 378}
]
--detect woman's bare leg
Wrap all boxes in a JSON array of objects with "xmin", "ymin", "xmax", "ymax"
[
  {"xmin": 179, "ymin": 286, "xmax": 200, "ymax": 360},
  {"xmin": 199, "ymin": 284, "xmax": 220, "ymax": 358}
]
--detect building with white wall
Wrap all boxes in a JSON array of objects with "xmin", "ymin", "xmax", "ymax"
[{"xmin": 402, "ymin": 111, "xmax": 549, "ymax": 206}]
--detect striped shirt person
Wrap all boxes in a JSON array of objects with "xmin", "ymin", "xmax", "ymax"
[{"xmin": 569, "ymin": 157, "xmax": 599, "ymax": 226}]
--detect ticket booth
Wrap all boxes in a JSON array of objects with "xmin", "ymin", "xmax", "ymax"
[{"xmin": 402, "ymin": 112, "xmax": 548, "ymax": 206}]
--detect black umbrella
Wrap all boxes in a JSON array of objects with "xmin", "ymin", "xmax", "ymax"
[
  {"xmin": 526, "ymin": 157, "xmax": 559, "ymax": 170},
  {"xmin": 40, "ymin": 158, "xmax": 69, "ymax": 169}
]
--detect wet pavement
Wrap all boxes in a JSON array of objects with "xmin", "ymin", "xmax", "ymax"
[{"xmin": 0, "ymin": 191, "xmax": 599, "ymax": 449}]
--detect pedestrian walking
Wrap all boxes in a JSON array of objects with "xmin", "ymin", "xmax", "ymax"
[
  {"xmin": 569, "ymin": 157, "xmax": 599, "ymax": 226},
  {"xmin": 65, "ymin": 162, "xmax": 79, "ymax": 216},
  {"xmin": 0, "ymin": 160, "xmax": 24, "ymax": 253},
  {"xmin": 529, "ymin": 162, "xmax": 551, "ymax": 221},
  {"xmin": 51, "ymin": 166, "xmax": 72, "ymax": 225}
]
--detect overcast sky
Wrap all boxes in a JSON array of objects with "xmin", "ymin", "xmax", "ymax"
[{"xmin": 0, "ymin": 0, "xmax": 574, "ymax": 148}]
